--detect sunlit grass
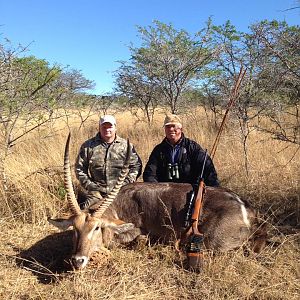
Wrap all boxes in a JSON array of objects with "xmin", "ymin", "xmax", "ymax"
[{"xmin": 0, "ymin": 107, "xmax": 299, "ymax": 299}]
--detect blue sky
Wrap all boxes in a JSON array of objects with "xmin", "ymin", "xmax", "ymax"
[{"xmin": 0, "ymin": 0, "xmax": 299, "ymax": 95}]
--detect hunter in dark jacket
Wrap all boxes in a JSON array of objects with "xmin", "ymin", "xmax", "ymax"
[{"xmin": 143, "ymin": 114, "xmax": 219, "ymax": 187}]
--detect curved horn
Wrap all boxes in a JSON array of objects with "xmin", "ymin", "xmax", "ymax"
[
  {"xmin": 64, "ymin": 132, "xmax": 82, "ymax": 216},
  {"xmin": 94, "ymin": 139, "xmax": 131, "ymax": 217}
]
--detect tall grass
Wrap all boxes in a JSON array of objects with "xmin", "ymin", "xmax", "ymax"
[{"xmin": 0, "ymin": 108, "xmax": 299, "ymax": 299}]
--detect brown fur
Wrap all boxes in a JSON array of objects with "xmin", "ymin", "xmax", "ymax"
[
  {"xmin": 100, "ymin": 182, "xmax": 267, "ymax": 252},
  {"xmin": 50, "ymin": 182, "xmax": 266, "ymax": 269}
]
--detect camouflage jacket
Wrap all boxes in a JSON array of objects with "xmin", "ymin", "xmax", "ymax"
[{"xmin": 75, "ymin": 133, "xmax": 142, "ymax": 195}]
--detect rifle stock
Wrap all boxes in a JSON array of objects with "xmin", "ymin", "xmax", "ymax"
[
  {"xmin": 186, "ymin": 179, "xmax": 205, "ymax": 272},
  {"xmin": 191, "ymin": 179, "xmax": 205, "ymax": 234}
]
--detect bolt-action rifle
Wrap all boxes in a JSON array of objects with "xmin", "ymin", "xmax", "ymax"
[{"xmin": 185, "ymin": 66, "xmax": 246, "ymax": 272}]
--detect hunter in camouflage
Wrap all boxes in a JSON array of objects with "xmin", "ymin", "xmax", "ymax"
[{"xmin": 75, "ymin": 115, "xmax": 142, "ymax": 203}]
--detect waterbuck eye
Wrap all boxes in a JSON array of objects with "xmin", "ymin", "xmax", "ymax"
[{"xmin": 95, "ymin": 226, "xmax": 100, "ymax": 231}]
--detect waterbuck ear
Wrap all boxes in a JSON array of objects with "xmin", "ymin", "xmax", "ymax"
[
  {"xmin": 106, "ymin": 222, "xmax": 135, "ymax": 234},
  {"xmin": 48, "ymin": 217, "xmax": 74, "ymax": 231}
]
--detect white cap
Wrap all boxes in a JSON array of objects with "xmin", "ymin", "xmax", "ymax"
[{"xmin": 99, "ymin": 115, "xmax": 116, "ymax": 126}]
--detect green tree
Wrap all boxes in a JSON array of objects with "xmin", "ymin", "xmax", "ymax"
[
  {"xmin": 209, "ymin": 21, "xmax": 267, "ymax": 174},
  {"xmin": 206, "ymin": 20, "xmax": 299, "ymax": 171},
  {"xmin": 251, "ymin": 21, "xmax": 300, "ymax": 147},
  {"xmin": 0, "ymin": 47, "xmax": 61, "ymax": 190},
  {"xmin": 0, "ymin": 38, "xmax": 96, "ymax": 201},
  {"xmin": 116, "ymin": 20, "xmax": 216, "ymax": 114},
  {"xmin": 54, "ymin": 68, "xmax": 96, "ymax": 129},
  {"xmin": 115, "ymin": 62, "xmax": 159, "ymax": 124}
]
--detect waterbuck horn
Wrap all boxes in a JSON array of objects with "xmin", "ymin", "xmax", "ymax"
[
  {"xmin": 93, "ymin": 139, "xmax": 131, "ymax": 217},
  {"xmin": 64, "ymin": 133, "xmax": 82, "ymax": 216}
]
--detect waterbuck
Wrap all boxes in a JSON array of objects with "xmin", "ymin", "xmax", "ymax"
[{"xmin": 49, "ymin": 134, "xmax": 266, "ymax": 269}]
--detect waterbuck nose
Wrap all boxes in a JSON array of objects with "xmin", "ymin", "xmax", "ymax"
[{"xmin": 72, "ymin": 255, "xmax": 88, "ymax": 269}]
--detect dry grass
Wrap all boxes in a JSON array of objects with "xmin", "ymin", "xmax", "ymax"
[{"xmin": 0, "ymin": 107, "xmax": 299, "ymax": 299}]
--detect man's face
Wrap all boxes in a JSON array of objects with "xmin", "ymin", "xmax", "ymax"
[
  {"xmin": 99, "ymin": 122, "xmax": 116, "ymax": 142},
  {"xmin": 164, "ymin": 124, "xmax": 182, "ymax": 144}
]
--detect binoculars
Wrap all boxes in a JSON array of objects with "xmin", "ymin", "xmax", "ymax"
[{"xmin": 167, "ymin": 163, "xmax": 179, "ymax": 180}]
